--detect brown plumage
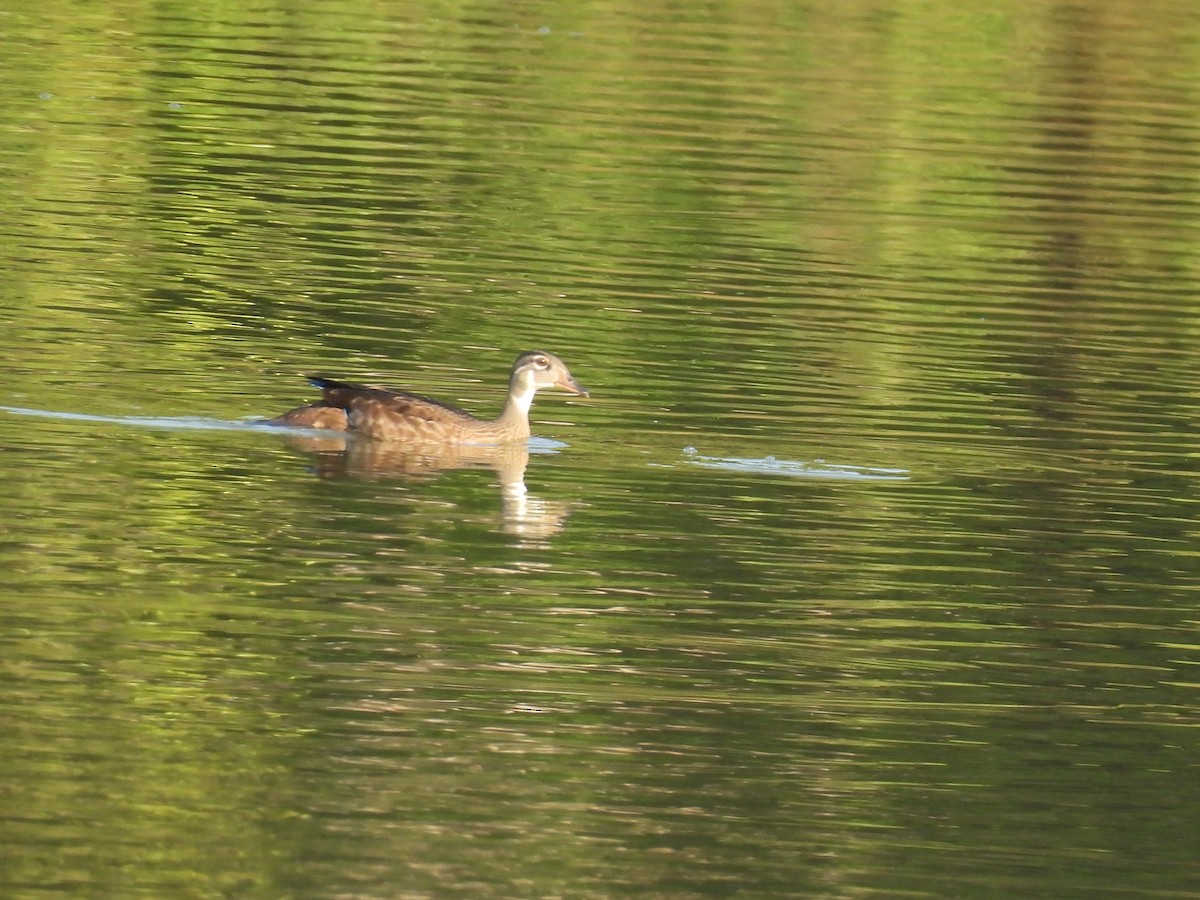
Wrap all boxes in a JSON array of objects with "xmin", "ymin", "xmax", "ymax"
[{"xmin": 269, "ymin": 350, "xmax": 587, "ymax": 443}]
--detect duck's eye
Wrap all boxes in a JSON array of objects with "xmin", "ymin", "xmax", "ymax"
[{"xmin": 535, "ymin": 356, "xmax": 549, "ymax": 368}]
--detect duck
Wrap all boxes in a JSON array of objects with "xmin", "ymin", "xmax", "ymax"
[{"xmin": 268, "ymin": 350, "xmax": 587, "ymax": 443}]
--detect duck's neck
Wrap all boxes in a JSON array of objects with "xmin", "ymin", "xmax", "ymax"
[{"xmin": 492, "ymin": 382, "xmax": 536, "ymax": 439}]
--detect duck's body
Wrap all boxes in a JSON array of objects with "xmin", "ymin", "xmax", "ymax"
[{"xmin": 269, "ymin": 351, "xmax": 586, "ymax": 444}]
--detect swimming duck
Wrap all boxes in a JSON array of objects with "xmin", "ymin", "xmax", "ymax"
[{"xmin": 269, "ymin": 350, "xmax": 587, "ymax": 443}]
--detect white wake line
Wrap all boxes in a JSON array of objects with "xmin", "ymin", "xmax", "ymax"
[
  {"xmin": 0, "ymin": 405, "xmax": 277, "ymax": 433},
  {"xmin": 675, "ymin": 447, "xmax": 910, "ymax": 481}
]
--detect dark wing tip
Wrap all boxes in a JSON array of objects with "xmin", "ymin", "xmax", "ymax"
[{"xmin": 308, "ymin": 375, "xmax": 362, "ymax": 392}]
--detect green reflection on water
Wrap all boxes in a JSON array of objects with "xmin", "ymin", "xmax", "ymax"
[{"xmin": 2, "ymin": 0, "xmax": 1200, "ymax": 897}]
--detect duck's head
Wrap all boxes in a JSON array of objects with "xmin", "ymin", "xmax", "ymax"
[{"xmin": 511, "ymin": 351, "xmax": 589, "ymax": 398}]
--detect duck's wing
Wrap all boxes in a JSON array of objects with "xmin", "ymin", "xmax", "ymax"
[
  {"xmin": 268, "ymin": 376, "xmax": 480, "ymax": 440},
  {"xmin": 310, "ymin": 377, "xmax": 477, "ymax": 426}
]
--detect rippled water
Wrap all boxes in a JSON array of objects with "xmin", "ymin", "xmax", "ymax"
[{"xmin": 3, "ymin": 1, "xmax": 1200, "ymax": 897}]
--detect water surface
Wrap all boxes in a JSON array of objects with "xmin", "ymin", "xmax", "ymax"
[{"xmin": 2, "ymin": 1, "xmax": 1200, "ymax": 897}]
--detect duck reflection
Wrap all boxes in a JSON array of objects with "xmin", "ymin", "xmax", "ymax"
[{"xmin": 279, "ymin": 431, "xmax": 574, "ymax": 539}]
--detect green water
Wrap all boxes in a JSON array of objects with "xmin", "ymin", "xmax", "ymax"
[{"xmin": 2, "ymin": 1, "xmax": 1200, "ymax": 897}]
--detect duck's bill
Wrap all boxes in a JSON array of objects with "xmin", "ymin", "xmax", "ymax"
[{"xmin": 558, "ymin": 377, "xmax": 589, "ymax": 397}]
